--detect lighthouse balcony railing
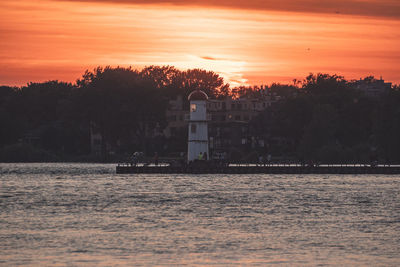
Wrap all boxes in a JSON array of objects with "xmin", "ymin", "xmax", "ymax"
[{"xmin": 185, "ymin": 113, "xmax": 212, "ymax": 121}]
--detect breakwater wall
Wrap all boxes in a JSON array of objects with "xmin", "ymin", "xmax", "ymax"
[{"xmin": 116, "ymin": 164, "xmax": 400, "ymax": 174}]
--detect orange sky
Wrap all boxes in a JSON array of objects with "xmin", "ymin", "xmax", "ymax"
[{"xmin": 1, "ymin": 0, "xmax": 399, "ymax": 86}]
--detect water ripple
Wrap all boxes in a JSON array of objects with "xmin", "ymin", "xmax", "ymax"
[{"xmin": 0, "ymin": 163, "xmax": 399, "ymax": 266}]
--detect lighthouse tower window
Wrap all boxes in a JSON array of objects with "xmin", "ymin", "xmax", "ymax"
[
  {"xmin": 191, "ymin": 124, "xmax": 197, "ymax": 133},
  {"xmin": 190, "ymin": 104, "xmax": 197, "ymax": 112}
]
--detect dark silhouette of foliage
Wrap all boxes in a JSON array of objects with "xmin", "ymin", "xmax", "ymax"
[
  {"xmin": 140, "ymin": 65, "xmax": 230, "ymax": 100},
  {"xmin": 373, "ymin": 90, "xmax": 400, "ymax": 162},
  {"xmin": 77, "ymin": 66, "xmax": 167, "ymax": 155},
  {"xmin": 0, "ymin": 86, "xmax": 22, "ymax": 146},
  {"xmin": 0, "ymin": 69, "xmax": 399, "ymax": 163},
  {"xmin": 230, "ymin": 83, "xmax": 297, "ymax": 99},
  {"xmin": 0, "ymin": 65, "xmax": 231, "ymax": 160},
  {"xmin": 252, "ymin": 73, "xmax": 400, "ymax": 163}
]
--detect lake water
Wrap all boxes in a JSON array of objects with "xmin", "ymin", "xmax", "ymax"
[{"xmin": 0, "ymin": 163, "xmax": 399, "ymax": 266}]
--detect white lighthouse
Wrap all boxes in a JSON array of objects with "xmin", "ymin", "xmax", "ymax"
[{"xmin": 187, "ymin": 89, "xmax": 209, "ymax": 162}]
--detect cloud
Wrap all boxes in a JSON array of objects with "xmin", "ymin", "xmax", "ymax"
[
  {"xmin": 201, "ymin": 56, "xmax": 217, "ymax": 61},
  {"xmin": 58, "ymin": 0, "xmax": 400, "ymax": 19},
  {"xmin": 201, "ymin": 56, "xmax": 227, "ymax": 61}
]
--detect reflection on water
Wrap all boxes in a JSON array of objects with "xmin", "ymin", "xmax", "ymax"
[{"xmin": 0, "ymin": 163, "xmax": 399, "ymax": 266}]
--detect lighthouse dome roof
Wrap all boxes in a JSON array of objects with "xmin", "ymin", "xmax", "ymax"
[{"xmin": 188, "ymin": 89, "xmax": 208, "ymax": 101}]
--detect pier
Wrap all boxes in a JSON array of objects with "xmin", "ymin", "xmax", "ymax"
[{"xmin": 116, "ymin": 163, "xmax": 400, "ymax": 174}]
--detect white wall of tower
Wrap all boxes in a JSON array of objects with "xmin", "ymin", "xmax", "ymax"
[{"xmin": 188, "ymin": 100, "xmax": 209, "ymax": 162}]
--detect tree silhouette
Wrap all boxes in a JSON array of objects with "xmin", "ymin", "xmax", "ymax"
[{"xmin": 0, "ymin": 69, "xmax": 399, "ymax": 162}]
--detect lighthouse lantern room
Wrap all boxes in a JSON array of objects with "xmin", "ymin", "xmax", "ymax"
[{"xmin": 187, "ymin": 89, "xmax": 209, "ymax": 162}]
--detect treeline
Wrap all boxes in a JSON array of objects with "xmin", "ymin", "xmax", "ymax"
[
  {"xmin": 251, "ymin": 74, "xmax": 400, "ymax": 163},
  {"xmin": 0, "ymin": 66, "xmax": 229, "ymax": 161},
  {"xmin": 0, "ymin": 66, "xmax": 399, "ymax": 163}
]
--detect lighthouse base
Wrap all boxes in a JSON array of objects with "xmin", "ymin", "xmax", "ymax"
[{"xmin": 187, "ymin": 141, "xmax": 208, "ymax": 162}]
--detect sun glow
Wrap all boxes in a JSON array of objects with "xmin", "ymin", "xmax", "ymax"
[{"xmin": 0, "ymin": 0, "xmax": 399, "ymax": 86}]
